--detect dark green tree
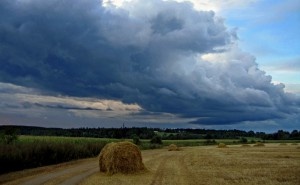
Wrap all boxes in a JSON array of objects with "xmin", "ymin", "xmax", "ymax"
[
  {"xmin": 150, "ymin": 135, "xmax": 162, "ymax": 144},
  {"xmin": 132, "ymin": 134, "xmax": 141, "ymax": 145},
  {"xmin": 240, "ymin": 137, "xmax": 248, "ymax": 143}
]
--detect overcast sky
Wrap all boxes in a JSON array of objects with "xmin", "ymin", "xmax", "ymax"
[{"xmin": 0, "ymin": 0, "xmax": 299, "ymax": 132}]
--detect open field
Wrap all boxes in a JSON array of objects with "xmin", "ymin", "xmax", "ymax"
[
  {"xmin": 1, "ymin": 143, "xmax": 299, "ymax": 185},
  {"xmin": 18, "ymin": 135, "xmax": 122, "ymax": 143},
  {"xmin": 18, "ymin": 135, "xmax": 300, "ymax": 147},
  {"xmin": 1, "ymin": 135, "xmax": 299, "ymax": 174}
]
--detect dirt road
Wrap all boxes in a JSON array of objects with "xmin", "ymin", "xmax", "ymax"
[{"xmin": 1, "ymin": 144, "xmax": 299, "ymax": 185}]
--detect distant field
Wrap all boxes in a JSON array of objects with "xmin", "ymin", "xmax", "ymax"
[
  {"xmin": 162, "ymin": 139, "xmax": 238, "ymax": 146},
  {"xmin": 18, "ymin": 135, "xmax": 123, "ymax": 143},
  {"xmin": 1, "ymin": 135, "xmax": 299, "ymax": 175},
  {"xmin": 263, "ymin": 140, "xmax": 300, "ymax": 143},
  {"xmin": 17, "ymin": 135, "xmax": 300, "ymax": 145},
  {"xmin": 1, "ymin": 144, "xmax": 299, "ymax": 185},
  {"xmin": 161, "ymin": 139, "xmax": 300, "ymax": 147},
  {"xmin": 17, "ymin": 136, "xmax": 242, "ymax": 147}
]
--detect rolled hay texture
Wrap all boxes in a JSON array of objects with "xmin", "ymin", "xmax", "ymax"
[
  {"xmin": 217, "ymin": 143, "xmax": 227, "ymax": 148},
  {"xmin": 253, "ymin": 142, "xmax": 265, "ymax": 147},
  {"xmin": 168, "ymin": 144, "xmax": 180, "ymax": 151},
  {"xmin": 99, "ymin": 141, "xmax": 145, "ymax": 174}
]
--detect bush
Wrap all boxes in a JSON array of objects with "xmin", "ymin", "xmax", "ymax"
[
  {"xmin": 150, "ymin": 135, "xmax": 162, "ymax": 145},
  {"xmin": 149, "ymin": 143, "xmax": 162, "ymax": 149},
  {"xmin": 0, "ymin": 127, "xmax": 19, "ymax": 144},
  {"xmin": 240, "ymin": 137, "xmax": 248, "ymax": 143},
  {"xmin": 138, "ymin": 143, "xmax": 163, "ymax": 150},
  {"xmin": 132, "ymin": 135, "xmax": 141, "ymax": 145},
  {"xmin": 204, "ymin": 139, "xmax": 216, "ymax": 145}
]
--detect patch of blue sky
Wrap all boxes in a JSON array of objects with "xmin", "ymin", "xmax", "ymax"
[{"xmin": 221, "ymin": 0, "xmax": 300, "ymax": 86}]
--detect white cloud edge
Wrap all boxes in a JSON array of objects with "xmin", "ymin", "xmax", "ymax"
[
  {"xmin": 0, "ymin": 82, "xmax": 142, "ymax": 112},
  {"xmin": 103, "ymin": 0, "xmax": 260, "ymax": 13}
]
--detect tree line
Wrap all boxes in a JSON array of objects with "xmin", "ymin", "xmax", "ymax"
[{"xmin": 1, "ymin": 125, "xmax": 299, "ymax": 140}]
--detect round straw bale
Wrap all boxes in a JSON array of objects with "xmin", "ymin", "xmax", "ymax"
[
  {"xmin": 217, "ymin": 143, "xmax": 227, "ymax": 148},
  {"xmin": 99, "ymin": 141, "xmax": 145, "ymax": 174},
  {"xmin": 168, "ymin": 144, "xmax": 180, "ymax": 151},
  {"xmin": 253, "ymin": 142, "xmax": 265, "ymax": 147}
]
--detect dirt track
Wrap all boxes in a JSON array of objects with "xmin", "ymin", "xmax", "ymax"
[{"xmin": 2, "ymin": 144, "xmax": 300, "ymax": 185}]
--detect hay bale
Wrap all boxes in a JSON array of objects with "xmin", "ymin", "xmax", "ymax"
[
  {"xmin": 168, "ymin": 144, "xmax": 180, "ymax": 151},
  {"xmin": 253, "ymin": 142, "xmax": 265, "ymax": 147},
  {"xmin": 217, "ymin": 143, "xmax": 227, "ymax": 148},
  {"xmin": 99, "ymin": 141, "xmax": 145, "ymax": 174}
]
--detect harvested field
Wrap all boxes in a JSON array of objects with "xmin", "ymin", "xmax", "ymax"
[{"xmin": 1, "ymin": 144, "xmax": 299, "ymax": 185}]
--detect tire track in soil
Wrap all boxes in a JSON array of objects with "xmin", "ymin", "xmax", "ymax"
[
  {"xmin": 149, "ymin": 150, "xmax": 199, "ymax": 185},
  {"xmin": 149, "ymin": 151, "xmax": 190, "ymax": 185},
  {"xmin": 177, "ymin": 152, "xmax": 198, "ymax": 185},
  {"xmin": 20, "ymin": 161, "xmax": 96, "ymax": 185},
  {"xmin": 149, "ymin": 156, "xmax": 169, "ymax": 185},
  {"xmin": 58, "ymin": 167, "xmax": 98, "ymax": 185}
]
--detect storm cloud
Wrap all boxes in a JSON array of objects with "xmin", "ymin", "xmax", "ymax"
[{"xmin": 0, "ymin": 0, "xmax": 299, "ymax": 126}]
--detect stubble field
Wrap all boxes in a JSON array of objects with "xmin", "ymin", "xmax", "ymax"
[{"xmin": 1, "ymin": 143, "xmax": 299, "ymax": 185}]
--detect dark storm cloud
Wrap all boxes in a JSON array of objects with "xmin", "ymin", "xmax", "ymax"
[
  {"xmin": 0, "ymin": 0, "xmax": 299, "ymax": 125},
  {"xmin": 32, "ymin": 103, "xmax": 101, "ymax": 111}
]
